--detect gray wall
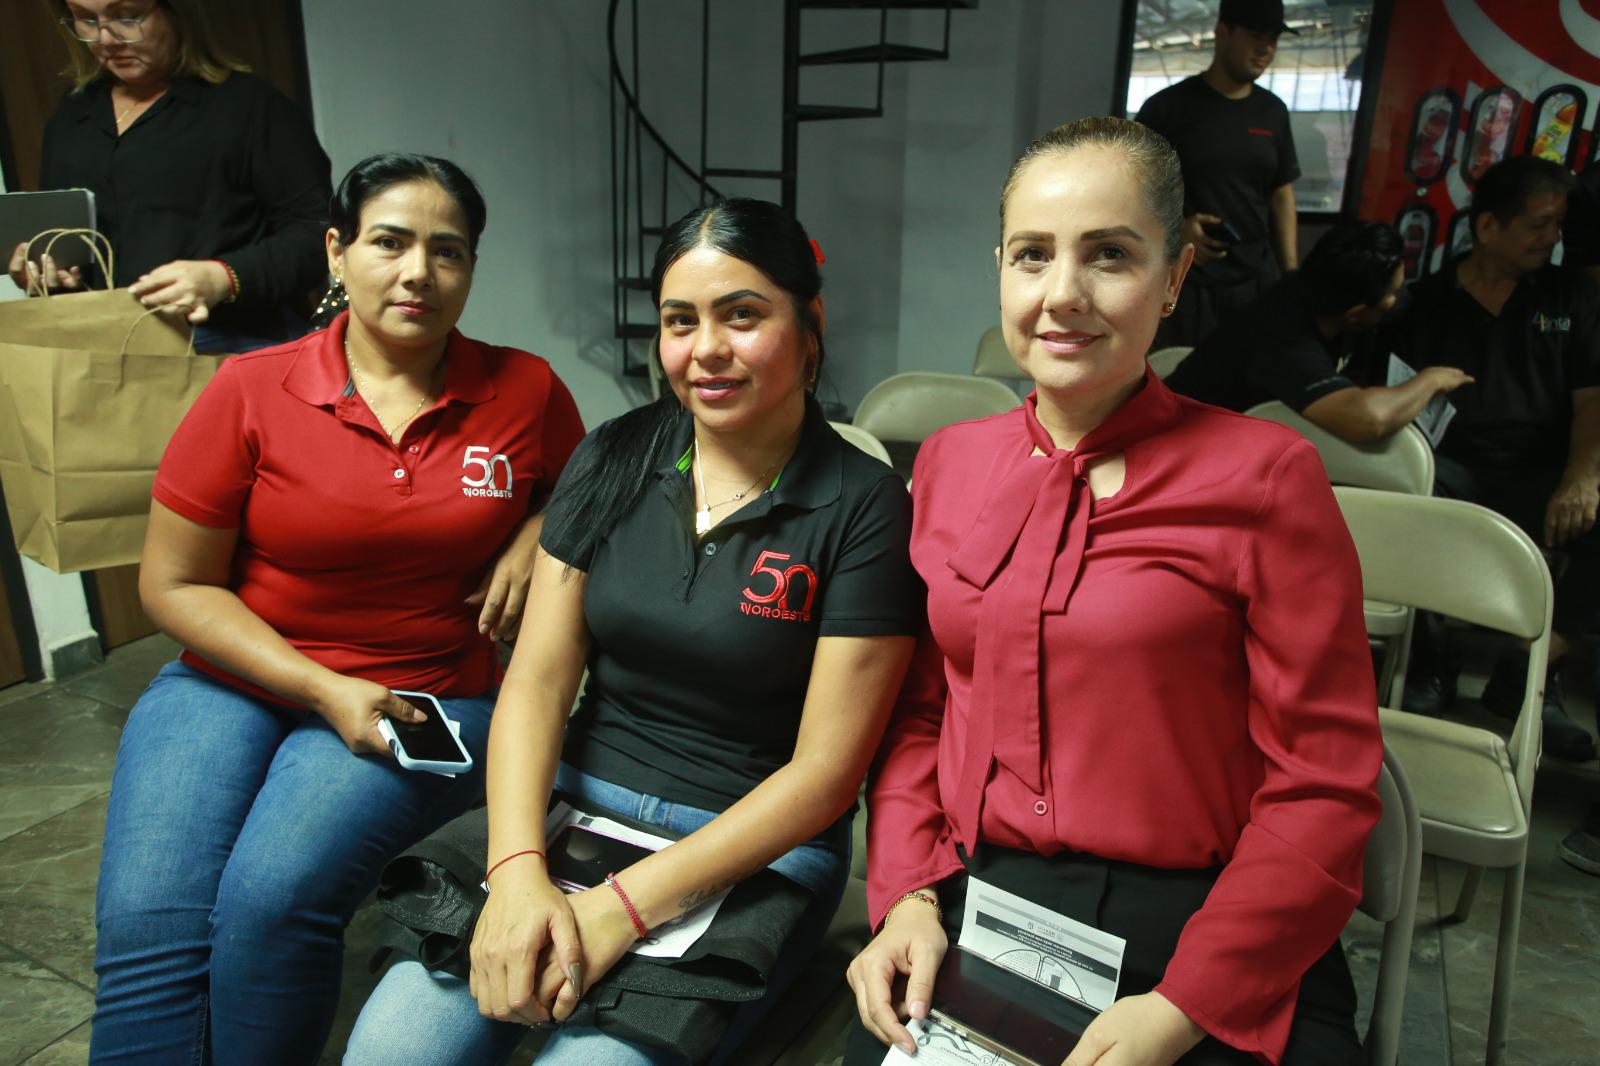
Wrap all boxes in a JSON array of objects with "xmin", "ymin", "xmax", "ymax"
[{"xmin": 301, "ymin": 1, "xmax": 1127, "ymax": 426}]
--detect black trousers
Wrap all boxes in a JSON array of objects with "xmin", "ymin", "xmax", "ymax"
[{"xmin": 844, "ymin": 845, "xmax": 1361, "ymax": 1066}]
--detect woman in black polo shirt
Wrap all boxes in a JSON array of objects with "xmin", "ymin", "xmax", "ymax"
[
  {"xmin": 347, "ymin": 199, "xmax": 920, "ymax": 1065},
  {"xmin": 8, "ymin": 0, "xmax": 330, "ymax": 352}
]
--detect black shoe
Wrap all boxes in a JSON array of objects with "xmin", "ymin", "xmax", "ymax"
[
  {"xmin": 1401, "ymin": 671, "xmax": 1456, "ymax": 716},
  {"xmin": 1541, "ymin": 674, "xmax": 1597, "ymax": 761},
  {"xmin": 1479, "ymin": 653, "xmax": 1526, "ymax": 720},
  {"xmin": 1557, "ymin": 826, "xmax": 1600, "ymax": 876}
]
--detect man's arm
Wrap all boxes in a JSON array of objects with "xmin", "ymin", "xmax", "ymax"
[
  {"xmin": 1269, "ymin": 183, "xmax": 1298, "ymax": 271},
  {"xmin": 1546, "ymin": 386, "xmax": 1600, "ymax": 546},
  {"xmin": 1298, "ymin": 367, "xmax": 1473, "ymax": 443}
]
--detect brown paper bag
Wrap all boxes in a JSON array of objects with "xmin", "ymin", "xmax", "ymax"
[{"xmin": 0, "ymin": 287, "xmax": 224, "ymax": 572}]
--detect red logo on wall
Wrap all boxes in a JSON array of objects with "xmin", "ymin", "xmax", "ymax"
[{"xmin": 741, "ymin": 550, "xmax": 818, "ymax": 622}]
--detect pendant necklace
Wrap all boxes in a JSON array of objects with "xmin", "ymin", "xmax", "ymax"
[
  {"xmin": 346, "ymin": 338, "xmax": 434, "ymax": 439},
  {"xmin": 693, "ymin": 442, "xmax": 780, "ymax": 536}
]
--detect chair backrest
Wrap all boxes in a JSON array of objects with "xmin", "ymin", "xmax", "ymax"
[
  {"xmin": 1147, "ymin": 345, "xmax": 1193, "ymax": 379},
  {"xmin": 1334, "ymin": 486, "xmax": 1552, "ymax": 802},
  {"xmin": 971, "ymin": 325, "xmax": 1029, "ymax": 381},
  {"xmin": 1247, "ymin": 401, "xmax": 1434, "ymax": 495},
  {"xmin": 828, "ymin": 421, "xmax": 892, "ymax": 466},
  {"xmin": 853, "ymin": 372, "xmax": 1019, "ymax": 445},
  {"xmin": 1359, "ymin": 742, "xmax": 1422, "ymax": 1066}
]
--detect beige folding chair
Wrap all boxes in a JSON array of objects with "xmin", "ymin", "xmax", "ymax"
[
  {"xmin": 1359, "ymin": 742, "xmax": 1423, "ymax": 1066},
  {"xmin": 1249, "ymin": 401, "xmax": 1436, "ymax": 707},
  {"xmin": 971, "ymin": 324, "xmax": 1029, "ymax": 382},
  {"xmin": 1147, "ymin": 345, "xmax": 1193, "ymax": 379},
  {"xmin": 829, "ymin": 420, "xmax": 891, "ymax": 466},
  {"xmin": 853, "ymin": 371, "xmax": 1019, "ymax": 479},
  {"xmin": 1335, "ymin": 487, "xmax": 1551, "ymax": 1066}
]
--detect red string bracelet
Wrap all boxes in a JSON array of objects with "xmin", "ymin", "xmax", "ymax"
[
  {"xmin": 484, "ymin": 848, "xmax": 545, "ymax": 885},
  {"xmin": 208, "ymin": 258, "xmax": 239, "ymax": 303},
  {"xmin": 604, "ymin": 872, "xmax": 649, "ymax": 938}
]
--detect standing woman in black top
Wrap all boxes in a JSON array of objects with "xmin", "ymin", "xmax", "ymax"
[{"xmin": 7, "ymin": 0, "xmax": 331, "ymax": 353}]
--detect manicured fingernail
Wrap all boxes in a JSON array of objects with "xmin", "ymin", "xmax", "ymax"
[{"xmin": 570, "ymin": 962, "xmax": 584, "ymax": 997}]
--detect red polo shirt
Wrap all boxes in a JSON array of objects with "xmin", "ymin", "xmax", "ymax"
[
  {"xmin": 866, "ymin": 372, "xmax": 1381, "ymax": 1064},
  {"xmin": 152, "ymin": 312, "xmax": 584, "ymax": 700}
]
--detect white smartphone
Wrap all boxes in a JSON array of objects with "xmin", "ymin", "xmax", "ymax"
[{"xmin": 376, "ymin": 690, "xmax": 473, "ymax": 774}]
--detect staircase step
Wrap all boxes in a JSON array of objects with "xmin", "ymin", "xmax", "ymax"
[
  {"xmin": 704, "ymin": 167, "xmax": 787, "ymax": 180},
  {"xmin": 800, "ymin": 43, "xmax": 947, "ymax": 65},
  {"xmin": 796, "ymin": 104, "xmax": 883, "ymax": 121},
  {"xmin": 615, "ymin": 322, "xmax": 657, "ymax": 339},
  {"xmin": 616, "ymin": 276, "xmax": 652, "ymax": 291},
  {"xmin": 799, "ymin": 1, "xmax": 977, "ymax": 8}
]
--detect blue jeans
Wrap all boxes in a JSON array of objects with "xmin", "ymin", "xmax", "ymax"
[
  {"xmin": 89, "ymin": 661, "xmax": 495, "ymax": 1065},
  {"xmin": 343, "ymin": 765, "xmax": 852, "ymax": 1065}
]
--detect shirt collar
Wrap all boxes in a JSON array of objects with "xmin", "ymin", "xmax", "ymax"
[
  {"xmin": 1020, "ymin": 362, "xmax": 1181, "ymax": 456},
  {"xmin": 281, "ymin": 311, "xmax": 496, "ymax": 409},
  {"xmin": 654, "ymin": 393, "xmax": 843, "ymax": 513}
]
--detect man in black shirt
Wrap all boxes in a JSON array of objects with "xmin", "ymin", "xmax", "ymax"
[
  {"xmin": 1168, "ymin": 221, "xmax": 1472, "ymax": 436},
  {"xmin": 1138, "ymin": 0, "xmax": 1300, "ymax": 347},
  {"xmin": 1387, "ymin": 156, "xmax": 1599, "ymax": 760}
]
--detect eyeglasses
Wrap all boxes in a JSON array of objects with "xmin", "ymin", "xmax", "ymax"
[{"xmin": 59, "ymin": 8, "xmax": 156, "ymax": 44}]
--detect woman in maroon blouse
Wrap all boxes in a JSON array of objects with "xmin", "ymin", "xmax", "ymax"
[{"xmin": 844, "ymin": 117, "xmax": 1382, "ymax": 1066}]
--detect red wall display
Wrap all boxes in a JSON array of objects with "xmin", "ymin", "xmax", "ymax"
[{"xmin": 1356, "ymin": 0, "xmax": 1600, "ymax": 276}]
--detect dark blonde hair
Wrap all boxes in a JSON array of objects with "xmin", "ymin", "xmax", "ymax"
[
  {"xmin": 49, "ymin": 0, "xmax": 249, "ymax": 90},
  {"xmin": 1000, "ymin": 116, "xmax": 1186, "ymax": 261}
]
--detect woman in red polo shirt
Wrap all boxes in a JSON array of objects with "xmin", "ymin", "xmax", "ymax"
[
  {"xmin": 88, "ymin": 153, "xmax": 584, "ymax": 1065},
  {"xmin": 844, "ymin": 117, "xmax": 1382, "ymax": 1066}
]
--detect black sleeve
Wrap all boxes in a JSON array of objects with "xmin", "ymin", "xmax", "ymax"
[
  {"xmin": 817, "ymin": 473, "xmax": 920, "ymax": 638},
  {"xmin": 221, "ymin": 78, "xmax": 333, "ymax": 312},
  {"xmin": 538, "ymin": 429, "xmax": 606, "ymax": 572},
  {"xmin": 1273, "ymin": 98, "xmax": 1301, "ymax": 188},
  {"xmin": 1248, "ymin": 336, "xmax": 1354, "ymax": 412},
  {"xmin": 1571, "ymin": 272, "xmax": 1600, "ymax": 391}
]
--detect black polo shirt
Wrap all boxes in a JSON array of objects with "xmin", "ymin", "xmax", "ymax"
[
  {"xmin": 1165, "ymin": 275, "xmax": 1363, "ymax": 413},
  {"xmin": 39, "ymin": 73, "xmax": 331, "ymax": 341},
  {"xmin": 541, "ymin": 398, "xmax": 919, "ymax": 811},
  {"xmin": 1136, "ymin": 76, "xmax": 1299, "ymax": 288},
  {"xmin": 1384, "ymin": 257, "xmax": 1600, "ymax": 469}
]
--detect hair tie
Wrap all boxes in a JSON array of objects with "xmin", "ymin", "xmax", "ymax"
[{"xmin": 810, "ymin": 239, "xmax": 826, "ymax": 266}]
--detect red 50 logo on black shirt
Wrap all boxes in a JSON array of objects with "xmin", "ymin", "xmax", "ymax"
[
  {"xmin": 461, "ymin": 446, "xmax": 513, "ymax": 499},
  {"xmin": 741, "ymin": 550, "xmax": 818, "ymax": 622}
]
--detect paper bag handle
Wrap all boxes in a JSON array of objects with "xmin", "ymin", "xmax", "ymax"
[
  {"xmin": 121, "ymin": 306, "xmax": 197, "ymax": 359},
  {"xmin": 24, "ymin": 227, "xmax": 116, "ymax": 295}
]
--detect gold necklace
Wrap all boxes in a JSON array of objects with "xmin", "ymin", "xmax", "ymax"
[
  {"xmin": 345, "ymin": 339, "xmax": 434, "ymax": 438},
  {"xmin": 692, "ymin": 443, "xmax": 782, "ymax": 537}
]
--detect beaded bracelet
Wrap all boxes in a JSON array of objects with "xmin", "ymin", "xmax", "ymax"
[
  {"xmin": 209, "ymin": 258, "xmax": 239, "ymax": 303},
  {"xmin": 605, "ymin": 872, "xmax": 650, "ymax": 938},
  {"xmin": 884, "ymin": 889, "xmax": 942, "ymax": 928}
]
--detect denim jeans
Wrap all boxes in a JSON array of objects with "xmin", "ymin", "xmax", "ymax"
[
  {"xmin": 89, "ymin": 661, "xmax": 495, "ymax": 1065},
  {"xmin": 342, "ymin": 765, "xmax": 852, "ymax": 1066}
]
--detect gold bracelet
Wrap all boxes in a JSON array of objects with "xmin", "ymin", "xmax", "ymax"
[{"xmin": 884, "ymin": 889, "xmax": 942, "ymax": 927}]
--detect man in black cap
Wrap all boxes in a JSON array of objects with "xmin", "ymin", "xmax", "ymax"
[{"xmin": 1138, "ymin": 0, "xmax": 1300, "ymax": 347}]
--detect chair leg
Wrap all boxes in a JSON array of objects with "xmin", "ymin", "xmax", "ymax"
[
  {"xmin": 1483, "ymin": 862, "xmax": 1526, "ymax": 1066},
  {"xmin": 1388, "ymin": 612, "xmax": 1416, "ymax": 709},
  {"xmin": 1451, "ymin": 865, "xmax": 1484, "ymax": 922}
]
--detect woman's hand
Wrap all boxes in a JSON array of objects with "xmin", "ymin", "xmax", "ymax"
[
  {"xmin": 306, "ymin": 673, "xmax": 424, "ymax": 756},
  {"xmin": 467, "ymin": 515, "xmax": 542, "ymax": 641},
  {"xmin": 470, "ymin": 861, "xmax": 582, "ymax": 1025},
  {"xmin": 129, "ymin": 259, "xmax": 232, "ymax": 322},
  {"xmin": 8, "ymin": 243, "xmax": 83, "ymax": 295},
  {"xmin": 1062, "ymin": 992, "xmax": 1205, "ymax": 1066},
  {"xmin": 845, "ymin": 893, "xmax": 948, "ymax": 1055},
  {"xmin": 532, "ymin": 883, "xmax": 641, "ymax": 1022}
]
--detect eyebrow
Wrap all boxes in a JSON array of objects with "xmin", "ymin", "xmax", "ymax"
[
  {"xmin": 1081, "ymin": 226, "xmax": 1145, "ymax": 242},
  {"xmin": 368, "ymin": 222, "xmax": 469, "ymax": 246},
  {"xmin": 659, "ymin": 289, "xmax": 772, "ymax": 311}
]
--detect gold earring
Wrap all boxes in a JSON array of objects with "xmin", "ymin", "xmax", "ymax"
[{"xmin": 1162, "ymin": 301, "xmax": 1176, "ymax": 315}]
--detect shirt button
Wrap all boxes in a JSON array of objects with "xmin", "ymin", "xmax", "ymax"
[
  {"xmin": 392, "ymin": 468, "xmax": 405, "ymax": 479},
  {"xmin": 704, "ymin": 543, "xmax": 717, "ymax": 557},
  {"xmin": 1033, "ymin": 800, "xmax": 1048, "ymax": 816},
  {"xmin": 408, "ymin": 445, "xmax": 419, "ymax": 454}
]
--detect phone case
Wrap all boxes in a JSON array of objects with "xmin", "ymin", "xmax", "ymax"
[{"xmin": 379, "ymin": 690, "xmax": 473, "ymax": 774}]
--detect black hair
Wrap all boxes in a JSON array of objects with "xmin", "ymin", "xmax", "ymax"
[
  {"xmin": 1468, "ymin": 155, "xmax": 1576, "ymax": 243},
  {"xmin": 329, "ymin": 153, "xmax": 488, "ymax": 254},
  {"xmin": 1298, "ymin": 221, "xmax": 1405, "ymax": 315},
  {"xmin": 542, "ymin": 198, "xmax": 825, "ymax": 567}
]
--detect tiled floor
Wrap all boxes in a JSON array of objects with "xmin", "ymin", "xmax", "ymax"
[{"xmin": 0, "ymin": 635, "xmax": 1596, "ymax": 1065}]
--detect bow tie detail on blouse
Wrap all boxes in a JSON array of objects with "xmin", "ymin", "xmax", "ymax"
[{"xmin": 944, "ymin": 368, "xmax": 1180, "ymax": 850}]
